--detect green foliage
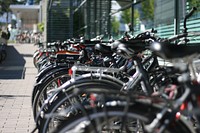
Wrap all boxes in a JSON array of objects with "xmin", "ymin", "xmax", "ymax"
[
  {"xmin": 111, "ymin": 16, "xmax": 120, "ymax": 34},
  {"xmin": 141, "ymin": 0, "xmax": 155, "ymax": 20},
  {"xmin": 121, "ymin": 8, "xmax": 140, "ymax": 25},
  {"xmin": 35, "ymin": 0, "xmax": 41, "ymax": 4},
  {"xmin": 37, "ymin": 22, "xmax": 44, "ymax": 32},
  {"xmin": 187, "ymin": 0, "xmax": 200, "ymax": 12},
  {"xmin": 134, "ymin": 9, "xmax": 140, "ymax": 24},
  {"xmin": 0, "ymin": 1, "xmax": 11, "ymax": 14},
  {"xmin": 0, "ymin": 0, "xmax": 26, "ymax": 15},
  {"xmin": 121, "ymin": 8, "xmax": 132, "ymax": 24}
]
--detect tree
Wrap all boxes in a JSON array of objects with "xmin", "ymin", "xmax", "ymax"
[
  {"xmin": 0, "ymin": 1, "xmax": 12, "ymax": 25},
  {"xmin": 0, "ymin": 1, "xmax": 11, "ymax": 14},
  {"xmin": 0, "ymin": 0, "xmax": 25, "ymax": 15},
  {"xmin": 141, "ymin": 0, "xmax": 154, "ymax": 21},
  {"xmin": 35, "ymin": 0, "xmax": 41, "ymax": 4},
  {"xmin": 187, "ymin": 0, "xmax": 200, "ymax": 12},
  {"xmin": 121, "ymin": 8, "xmax": 131, "ymax": 24},
  {"xmin": 111, "ymin": 16, "xmax": 120, "ymax": 34},
  {"xmin": 121, "ymin": 8, "xmax": 140, "ymax": 25},
  {"xmin": 0, "ymin": 0, "xmax": 26, "ymax": 24}
]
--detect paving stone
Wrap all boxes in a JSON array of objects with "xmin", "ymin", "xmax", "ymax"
[
  {"xmin": 1, "ymin": 128, "xmax": 16, "ymax": 133},
  {"xmin": 0, "ymin": 43, "xmax": 37, "ymax": 132}
]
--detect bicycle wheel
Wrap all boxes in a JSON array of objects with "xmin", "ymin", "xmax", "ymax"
[
  {"xmin": 33, "ymin": 50, "xmax": 40, "ymax": 68},
  {"xmin": 32, "ymin": 64, "xmax": 71, "ymax": 105},
  {"xmin": 52, "ymin": 105, "xmax": 195, "ymax": 133},
  {"xmin": 49, "ymin": 88, "xmax": 195, "ymax": 133},
  {"xmin": 37, "ymin": 79, "xmax": 123, "ymax": 133},
  {"xmin": 35, "ymin": 63, "xmax": 69, "ymax": 83},
  {"xmin": 39, "ymin": 83, "xmax": 195, "ymax": 133},
  {"xmin": 32, "ymin": 69, "xmax": 70, "ymax": 120}
]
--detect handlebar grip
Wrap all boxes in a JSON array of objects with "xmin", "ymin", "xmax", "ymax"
[{"xmin": 185, "ymin": 7, "xmax": 197, "ymax": 19}]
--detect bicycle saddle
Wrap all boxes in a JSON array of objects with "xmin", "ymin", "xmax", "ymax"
[
  {"xmin": 150, "ymin": 42, "xmax": 200, "ymax": 59},
  {"xmin": 94, "ymin": 43, "xmax": 112, "ymax": 54},
  {"xmin": 111, "ymin": 40, "xmax": 147, "ymax": 59}
]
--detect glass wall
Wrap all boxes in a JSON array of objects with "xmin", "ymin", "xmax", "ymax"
[
  {"xmin": 111, "ymin": 0, "xmax": 175, "ymax": 38},
  {"xmin": 111, "ymin": 0, "xmax": 200, "ymax": 43},
  {"xmin": 154, "ymin": 0, "xmax": 175, "ymax": 38},
  {"xmin": 73, "ymin": 0, "xmax": 111, "ymax": 39},
  {"xmin": 72, "ymin": 0, "xmax": 200, "ymax": 41},
  {"xmin": 179, "ymin": 0, "xmax": 200, "ymax": 43},
  {"xmin": 47, "ymin": 0, "xmax": 73, "ymax": 42}
]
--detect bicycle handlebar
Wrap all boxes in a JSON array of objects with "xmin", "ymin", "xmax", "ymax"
[
  {"xmin": 160, "ymin": 7, "xmax": 197, "ymax": 43},
  {"xmin": 184, "ymin": 7, "xmax": 197, "ymax": 32},
  {"xmin": 165, "ymin": 33, "xmax": 187, "ymax": 42},
  {"xmin": 185, "ymin": 7, "xmax": 197, "ymax": 20}
]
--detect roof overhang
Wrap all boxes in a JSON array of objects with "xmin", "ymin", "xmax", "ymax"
[
  {"xmin": 10, "ymin": 4, "xmax": 40, "ymax": 11},
  {"xmin": 10, "ymin": 4, "xmax": 40, "ymax": 20}
]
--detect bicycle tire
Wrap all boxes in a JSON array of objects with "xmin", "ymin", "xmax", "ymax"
[
  {"xmin": 38, "ymin": 82, "xmax": 195, "ymax": 133},
  {"xmin": 32, "ymin": 65, "xmax": 70, "ymax": 104},
  {"xmin": 52, "ymin": 105, "xmax": 195, "ymax": 133},
  {"xmin": 33, "ymin": 50, "xmax": 40, "ymax": 68},
  {"xmin": 37, "ymin": 79, "xmax": 123, "ymax": 133},
  {"xmin": 32, "ymin": 69, "xmax": 70, "ymax": 120}
]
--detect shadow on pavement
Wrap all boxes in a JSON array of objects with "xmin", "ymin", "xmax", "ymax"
[
  {"xmin": 0, "ymin": 45, "xmax": 26, "ymax": 79},
  {"xmin": 22, "ymin": 54, "xmax": 34, "ymax": 57}
]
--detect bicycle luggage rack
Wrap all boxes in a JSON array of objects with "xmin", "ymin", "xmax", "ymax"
[{"xmin": 71, "ymin": 65, "xmax": 121, "ymax": 79}]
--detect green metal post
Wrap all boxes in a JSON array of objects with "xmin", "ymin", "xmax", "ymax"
[
  {"xmin": 131, "ymin": 0, "xmax": 134, "ymax": 35},
  {"xmin": 99, "ymin": 0, "xmax": 102, "ymax": 35},
  {"xmin": 174, "ymin": 0, "xmax": 179, "ymax": 35},
  {"xmin": 70, "ymin": 0, "xmax": 74, "ymax": 37},
  {"xmin": 86, "ymin": 0, "xmax": 91, "ymax": 39},
  {"xmin": 94, "ymin": 0, "xmax": 97, "ymax": 37},
  {"xmin": 107, "ymin": 0, "xmax": 111, "ymax": 37}
]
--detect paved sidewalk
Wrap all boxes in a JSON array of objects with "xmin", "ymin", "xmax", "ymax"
[{"xmin": 0, "ymin": 43, "xmax": 37, "ymax": 133}]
